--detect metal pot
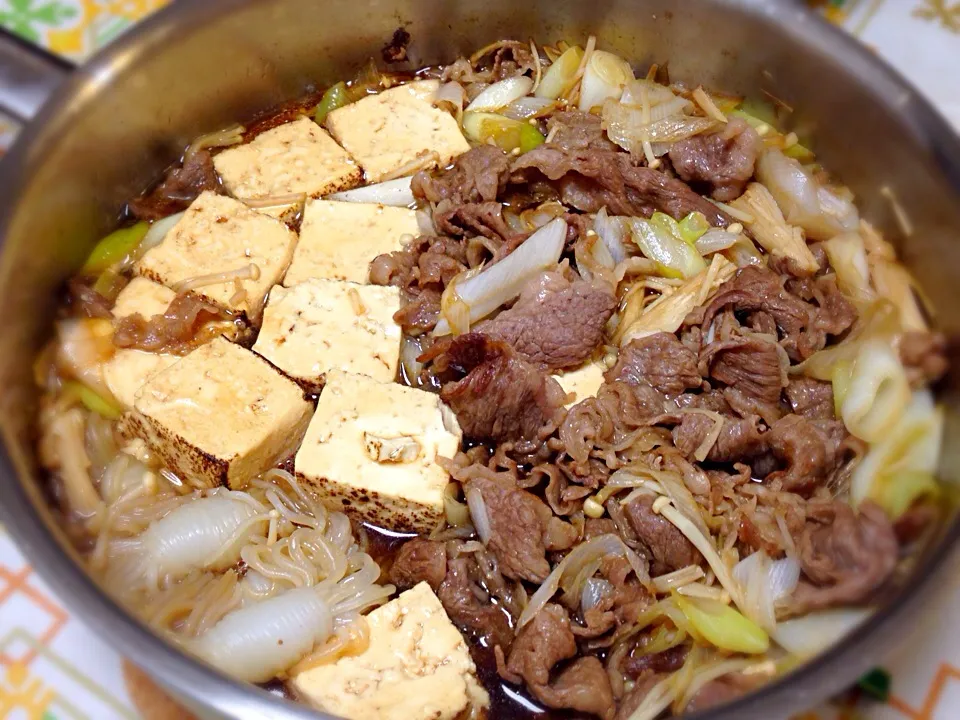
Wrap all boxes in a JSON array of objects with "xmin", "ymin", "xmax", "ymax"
[{"xmin": 0, "ymin": 1, "xmax": 957, "ymax": 718}]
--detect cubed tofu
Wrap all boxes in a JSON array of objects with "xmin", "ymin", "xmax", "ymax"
[
  {"xmin": 294, "ymin": 371, "xmax": 461, "ymax": 532},
  {"xmin": 283, "ymin": 200, "xmax": 418, "ymax": 286},
  {"xmin": 213, "ymin": 117, "xmax": 362, "ymax": 199},
  {"xmin": 122, "ymin": 337, "xmax": 312, "ymax": 489},
  {"xmin": 292, "ymin": 582, "xmax": 488, "ymax": 720},
  {"xmin": 554, "ymin": 361, "xmax": 607, "ymax": 408},
  {"xmin": 325, "ymin": 80, "xmax": 470, "ymax": 183},
  {"xmin": 103, "ymin": 277, "xmax": 180, "ymax": 408},
  {"xmin": 252, "ymin": 280, "xmax": 401, "ymax": 392},
  {"xmin": 135, "ymin": 191, "xmax": 298, "ymax": 324}
]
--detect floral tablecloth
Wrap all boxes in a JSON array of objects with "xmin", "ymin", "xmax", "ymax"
[{"xmin": 0, "ymin": 0, "xmax": 957, "ymax": 718}]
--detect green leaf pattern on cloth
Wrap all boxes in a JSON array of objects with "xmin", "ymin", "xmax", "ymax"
[{"xmin": 0, "ymin": 0, "xmax": 76, "ymax": 43}]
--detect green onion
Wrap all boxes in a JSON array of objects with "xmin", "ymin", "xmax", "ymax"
[
  {"xmin": 875, "ymin": 470, "xmax": 939, "ymax": 519},
  {"xmin": 677, "ymin": 212, "xmax": 710, "ymax": 245},
  {"xmin": 462, "ymin": 112, "xmax": 546, "ymax": 154},
  {"xmin": 857, "ymin": 667, "xmax": 891, "ymax": 702},
  {"xmin": 81, "ymin": 222, "xmax": 149, "ymax": 275},
  {"xmin": 64, "ymin": 381, "xmax": 123, "ymax": 419},
  {"xmin": 676, "ymin": 596, "xmax": 769, "ymax": 654},
  {"xmin": 831, "ymin": 359, "xmax": 853, "ymax": 417},
  {"xmin": 315, "ymin": 82, "xmax": 349, "ymax": 124},
  {"xmin": 535, "ymin": 46, "xmax": 584, "ymax": 100}
]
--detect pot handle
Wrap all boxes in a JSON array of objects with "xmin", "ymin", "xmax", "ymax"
[{"xmin": 0, "ymin": 28, "xmax": 74, "ymax": 124}]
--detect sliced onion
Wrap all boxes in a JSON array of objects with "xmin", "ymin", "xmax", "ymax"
[
  {"xmin": 603, "ymin": 100, "xmax": 716, "ymax": 152},
  {"xmin": 840, "ymin": 338, "xmax": 911, "ymax": 443},
  {"xmin": 695, "ymin": 228, "xmax": 739, "ymax": 255},
  {"xmin": 501, "ymin": 96, "xmax": 557, "ymax": 120},
  {"xmin": 581, "ymin": 577, "xmax": 613, "ymax": 611},
  {"xmin": 773, "ymin": 608, "xmax": 872, "ymax": 657},
  {"xmin": 733, "ymin": 551, "xmax": 800, "ymax": 632},
  {"xmin": 519, "ymin": 534, "xmax": 631, "ymax": 628},
  {"xmin": 434, "ymin": 217, "xmax": 566, "ymax": 335},
  {"xmin": 579, "ymin": 50, "xmax": 634, "ymax": 112},
  {"xmin": 594, "ymin": 207, "xmax": 629, "ymax": 264},
  {"xmin": 326, "ymin": 176, "xmax": 415, "ymax": 207},
  {"xmin": 466, "ymin": 76, "xmax": 534, "ymax": 112},
  {"xmin": 620, "ymin": 79, "xmax": 681, "ymax": 107},
  {"xmin": 139, "ymin": 211, "xmax": 184, "ymax": 256},
  {"xmin": 434, "ymin": 81, "xmax": 466, "ymax": 120},
  {"xmin": 465, "ymin": 487, "xmax": 491, "ymax": 544},
  {"xmin": 757, "ymin": 148, "xmax": 859, "ymax": 241},
  {"xmin": 823, "ymin": 232, "xmax": 874, "ymax": 305}
]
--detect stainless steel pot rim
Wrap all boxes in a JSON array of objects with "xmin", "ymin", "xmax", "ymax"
[{"xmin": 0, "ymin": 1, "xmax": 957, "ymax": 718}]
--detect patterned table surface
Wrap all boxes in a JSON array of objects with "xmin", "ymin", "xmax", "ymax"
[{"xmin": 0, "ymin": 0, "xmax": 957, "ymax": 718}]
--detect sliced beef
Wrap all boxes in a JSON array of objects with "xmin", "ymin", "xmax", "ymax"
[
  {"xmin": 65, "ymin": 279, "xmax": 113, "ymax": 319},
  {"xmin": 388, "ymin": 538, "xmax": 447, "ymax": 591},
  {"xmin": 900, "ymin": 330, "xmax": 949, "ymax": 386},
  {"xmin": 501, "ymin": 604, "xmax": 576, "ymax": 686},
  {"xmin": 623, "ymin": 494, "xmax": 699, "ymax": 575},
  {"xmin": 624, "ymin": 644, "xmax": 689, "ymax": 676},
  {"xmin": 668, "ymin": 117, "xmax": 761, "ymax": 201},
  {"xmin": 510, "ymin": 145, "xmax": 730, "ymax": 226},
  {"xmin": 127, "ymin": 150, "xmax": 220, "ymax": 221},
  {"xmin": 113, "ymin": 293, "xmax": 234, "ymax": 354},
  {"xmin": 434, "ymin": 200, "xmax": 516, "ymax": 242},
  {"xmin": 764, "ymin": 415, "xmax": 845, "ymax": 494},
  {"xmin": 438, "ymin": 556, "xmax": 514, "ymax": 649},
  {"xmin": 701, "ymin": 334, "xmax": 786, "ymax": 405},
  {"xmin": 696, "ymin": 265, "xmax": 819, "ymax": 362},
  {"xmin": 547, "ymin": 111, "xmax": 619, "ymax": 152},
  {"xmin": 435, "ymin": 333, "xmax": 567, "ymax": 443},
  {"xmin": 672, "ymin": 413, "xmax": 766, "ymax": 464},
  {"xmin": 462, "ymin": 470, "xmax": 575, "ymax": 582},
  {"xmin": 784, "ymin": 377, "xmax": 835, "ymax": 419},
  {"xmin": 531, "ymin": 657, "xmax": 615, "ymax": 720},
  {"xmin": 723, "ymin": 386, "xmax": 782, "ymax": 426},
  {"xmin": 412, "ymin": 145, "xmax": 511, "ymax": 205},
  {"xmin": 790, "ymin": 500, "xmax": 899, "ymax": 613},
  {"xmin": 479, "ymin": 271, "xmax": 616, "ymax": 370},
  {"xmin": 393, "ymin": 289, "xmax": 441, "ymax": 334},
  {"xmin": 607, "ymin": 333, "xmax": 701, "ymax": 397}
]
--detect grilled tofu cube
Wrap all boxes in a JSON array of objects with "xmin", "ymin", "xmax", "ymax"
[
  {"xmin": 554, "ymin": 361, "xmax": 607, "ymax": 408},
  {"xmin": 325, "ymin": 80, "xmax": 470, "ymax": 183},
  {"xmin": 213, "ymin": 117, "xmax": 362, "ymax": 199},
  {"xmin": 122, "ymin": 337, "xmax": 312, "ymax": 489},
  {"xmin": 294, "ymin": 371, "xmax": 461, "ymax": 532},
  {"xmin": 252, "ymin": 280, "xmax": 401, "ymax": 392},
  {"xmin": 102, "ymin": 277, "xmax": 180, "ymax": 408},
  {"xmin": 283, "ymin": 200, "xmax": 418, "ymax": 286},
  {"xmin": 292, "ymin": 582, "xmax": 488, "ymax": 720},
  {"xmin": 135, "ymin": 191, "xmax": 298, "ymax": 324}
]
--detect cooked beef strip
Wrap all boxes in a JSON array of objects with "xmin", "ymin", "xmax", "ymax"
[
  {"xmin": 478, "ymin": 271, "xmax": 616, "ymax": 371},
  {"xmin": 412, "ymin": 145, "xmax": 511, "ymax": 205},
  {"xmin": 113, "ymin": 293, "xmax": 234, "ymax": 354},
  {"xmin": 623, "ymin": 494, "xmax": 699, "ymax": 575},
  {"xmin": 790, "ymin": 499, "xmax": 898, "ymax": 613},
  {"xmin": 668, "ymin": 117, "xmax": 761, "ymax": 202},
  {"xmin": 723, "ymin": 386, "xmax": 783, "ymax": 426},
  {"xmin": 461, "ymin": 469, "xmax": 575, "ymax": 583},
  {"xmin": 547, "ymin": 110, "xmax": 620, "ymax": 152},
  {"xmin": 531, "ymin": 657, "xmax": 616, "ymax": 720},
  {"xmin": 127, "ymin": 150, "xmax": 220, "ymax": 221},
  {"xmin": 701, "ymin": 334, "xmax": 786, "ymax": 406},
  {"xmin": 672, "ymin": 412, "xmax": 766, "ymax": 464},
  {"xmin": 437, "ymin": 556, "xmax": 514, "ymax": 650},
  {"xmin": 899, "ymin": 330, "xmax": 949, "ymax": 387},
  {"xmin": 434, "ymin": 200, "xmax": 517, "ymax": 242},
  {"xmin": 784, "ymin": 377, "xmax": 835, "ymax": 419},
  {"xmin": 434, "ymin": 333, "xmax": 567, "ymax": 443},
  {"xmin": 624, "ymin": 644, "xmax": 689, "ymax": 677},
  {"xmin": 501, "ymin": 604, "xmax": 577, "ymax": 686},
  {"xmin": 510, "ymin": 144, "xmax": 731, "ymax": 225},
  {"xmin": 388, "ymin": 538, "xmax": 447, "ymax": 591},
  {"xmin": 65, "ymin": 279, "xmax": 113, "ymax": 319},
  {"xmin": 606, "ymin": 333, "xmax": 702, "ymax": 397},
  {"xmin": 764, "ymin": 415, "xmax": 846, "ymax": 494}
]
